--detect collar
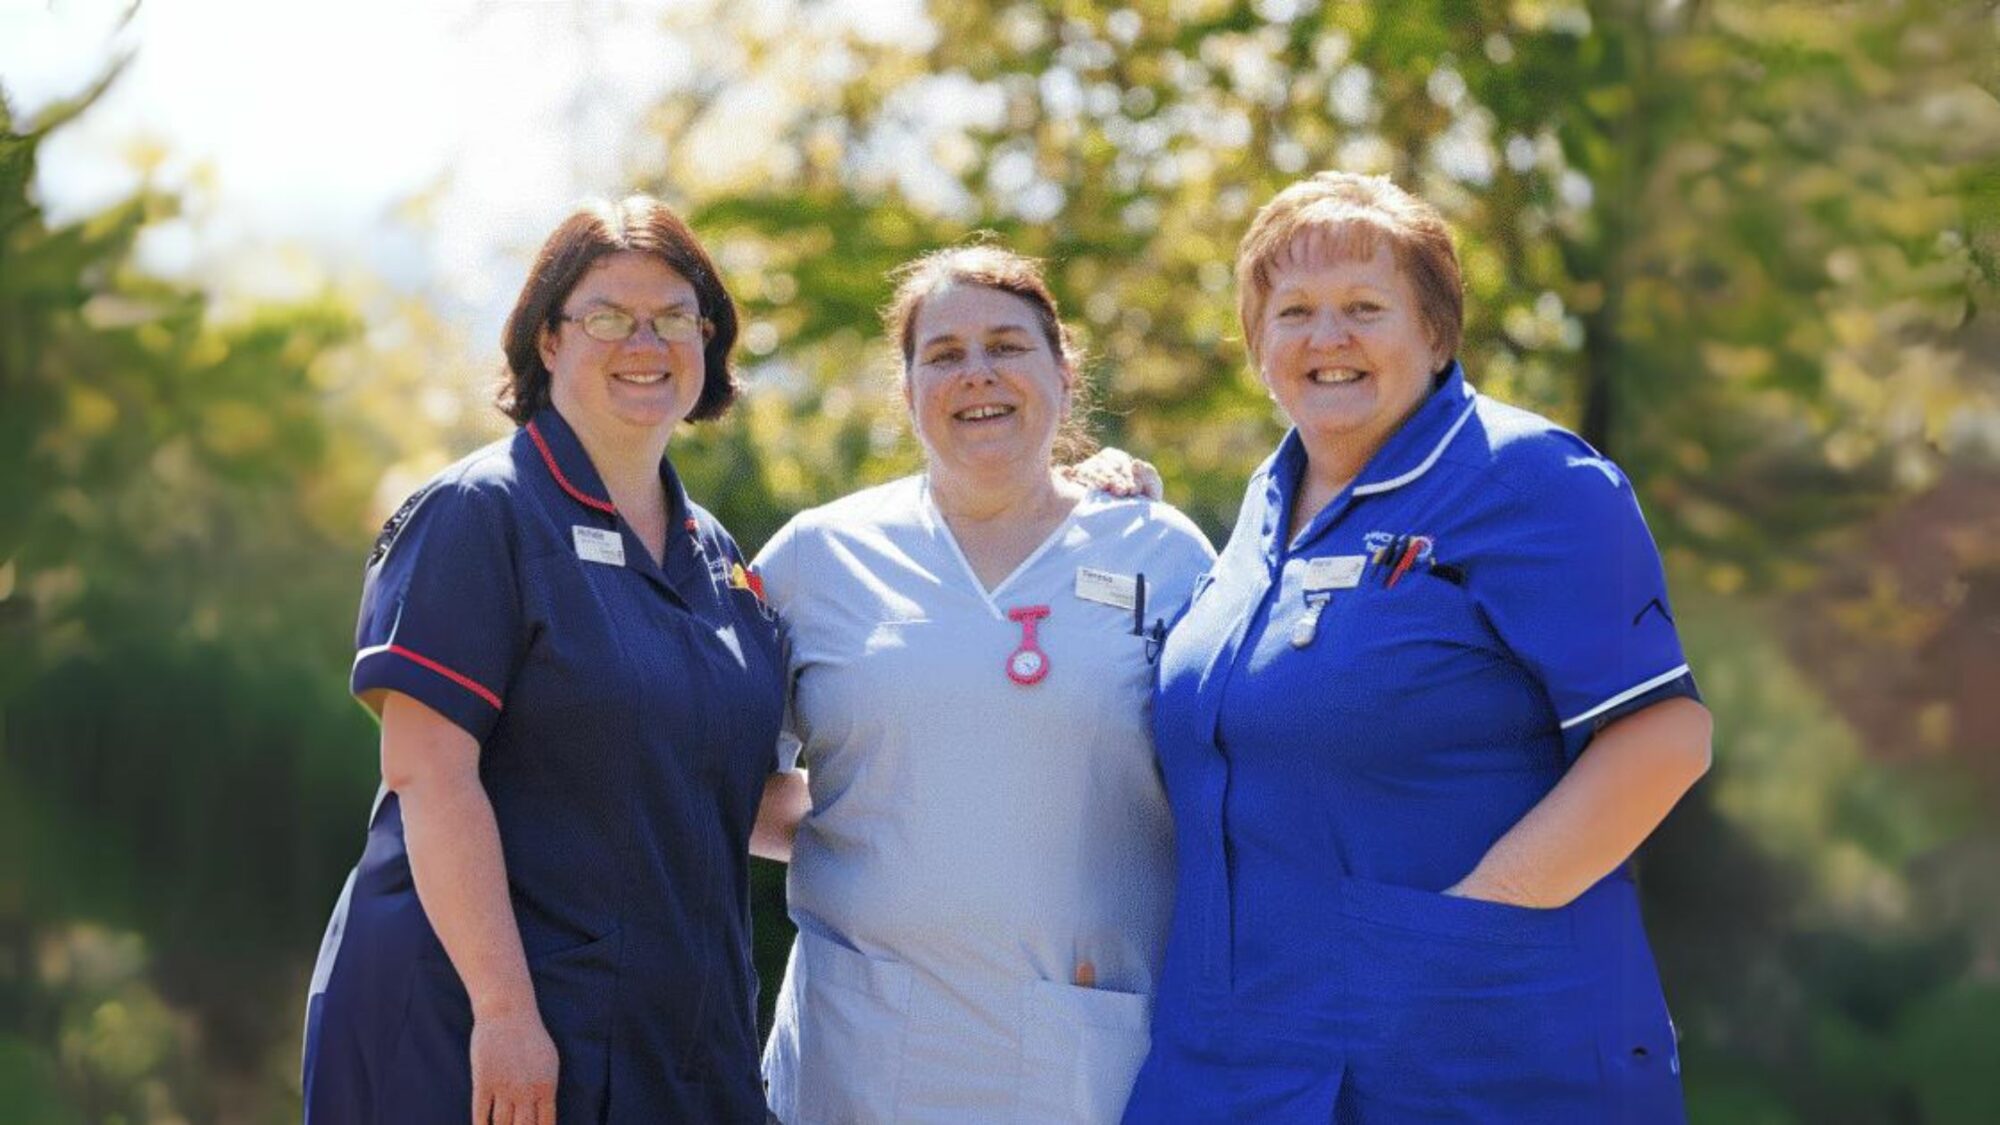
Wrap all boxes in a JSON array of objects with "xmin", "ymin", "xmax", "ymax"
[
  {"xmin": 523, "ymin": 405, "xmax": 692, "ymax": 531},
  {"xmin": 1260, "ymin": 361, "xmax": 1478, "ymax": 554}
]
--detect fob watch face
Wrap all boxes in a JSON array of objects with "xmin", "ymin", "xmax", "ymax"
[{"xmin": 1008, "ymin": 649, "xmax": 1047, "ymax": 683}]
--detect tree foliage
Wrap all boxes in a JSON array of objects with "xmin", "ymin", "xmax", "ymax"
[
  {"xmin": 2, "ymin": 81, "xmax": 385, "ymax": 1120},
  {"xmin": 3, "ymin": 1, "xmax": 1997, "ymax": 1120}
]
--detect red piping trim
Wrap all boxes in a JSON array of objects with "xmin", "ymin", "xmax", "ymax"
[
  {"xmin": 388, "ymin": 645, "xmax": 503, "ymax": 711},
  {"xmin": 526, "ymin": 421, "xmax": 617, "ymax": 515}
]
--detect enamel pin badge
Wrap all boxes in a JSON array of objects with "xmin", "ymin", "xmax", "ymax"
[{"xmin": 1006, "ymin": 604, "xmax": 1051, "ymax": 685}]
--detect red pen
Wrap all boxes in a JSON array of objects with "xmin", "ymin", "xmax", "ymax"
[{"xmin": 1387, "ymin": 536, "xmax": 1423, "ymax": 589}]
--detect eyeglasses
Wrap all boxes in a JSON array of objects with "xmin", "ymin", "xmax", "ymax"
[{"xmin": 561, "ymin": 306, "xmax": 711, "ymax": 345}]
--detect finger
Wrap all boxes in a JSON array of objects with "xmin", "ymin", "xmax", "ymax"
[
  {"xmin": 539, "ymin": 1088, "xmax": 557, "ymax": 1125},
  {"xmin": 473, "ymin": 1088, "xmax": 494, "ymax": 1125},
  {"xmin": 492, "ymin": 1100, "xmax": 515, "ymax": 1125}
]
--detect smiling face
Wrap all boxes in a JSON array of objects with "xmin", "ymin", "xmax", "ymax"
[
  {"xmin": 1257, "ymin": 231, "xmax": 1445, "ymax": 474},
  {"xmin": 904, "ymin": 282, "xmax": 1073, "ymax": 480},
  {"xmin": 538, "ymin": 252, "xmax": 705, "ymax": 445}
]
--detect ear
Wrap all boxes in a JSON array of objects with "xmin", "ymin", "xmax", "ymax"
[
  {"xmin": 901, "ymin": 371, "xmax": 915, "ymax": 414},
  {"xmin": 538, "ymin": 322, "xmax": 559, "ymax": 370}
]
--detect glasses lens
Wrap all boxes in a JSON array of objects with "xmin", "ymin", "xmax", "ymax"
[
  {"xmin": 580, "ymin": 310, "xmax": 635, "ymax": 342},
  {"xmin": 652, "ymin": 311, "xmax": 705, "ymax": 344}
]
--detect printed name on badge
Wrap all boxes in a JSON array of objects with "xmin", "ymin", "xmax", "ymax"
[
  {"xmin": 1074, "ymin": 567, "xmax": 1139, "ymax": 611},
  {"xmin": 573, "ymin": 526, "xmax": 626, "ymax": 567},
  {"xmin": 1303, "ymin": 555, "xmax": 1367, "ymax": 592}
]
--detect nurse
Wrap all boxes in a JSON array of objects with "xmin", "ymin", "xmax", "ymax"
[
  {"xmin": 302, "ymin": 197, "xmax": 784, "ymax": 1123},
  {"xmin": 753, "ymin": 245, "xmax": 1214, "ymax": 1124},
  {"xmin": 1123, "ymin": 172, "xmax": 1713, "ymax": 1122}
]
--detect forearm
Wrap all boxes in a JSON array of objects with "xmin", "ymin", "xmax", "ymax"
[
  {"xmin": 400, "ymin": 764, "xmax": 536, "ymax": 1019},
  {"xmin": 1451, "ymin": 698, "xmax": 1712, "ymax": 908},
  {"xmin": 750, "ymin": 769, "xmax": 811, "ymax": 863}
]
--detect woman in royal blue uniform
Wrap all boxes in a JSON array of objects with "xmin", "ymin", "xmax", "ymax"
[
  {"xmin": 1122, "ymin": 173, "xmax": 1714, "ymax": 1122},
  {"xmin": 302, "ymin": 198, "xmax": 784, "ymax": 1123}
]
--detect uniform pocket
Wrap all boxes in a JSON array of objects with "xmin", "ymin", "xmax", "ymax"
[
  {"xmin": 1334, "ymin": 875, "xmax": 1574, "ymax": 949},
  {"xmin": 1015, "ymin": 979, "xmax": 1153, "ymax": 1124},
  {"xmin": 785, "ymin": 930, "xmax": 914, "ymax": 1125},
  {"xmin": 387, "ymin": 930, "xmax": 622, "ymax": 1125},
  {"xmin": 530, "ymin": 928, "xmax": 620, "ymax": 1124}
]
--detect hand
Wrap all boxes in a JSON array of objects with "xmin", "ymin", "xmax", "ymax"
[
  {"xmin": 1061, "ymin": 446, "xmax": 1164, "ymax": 500},
  {"xmin": 470, "ymin": 1009, "xmax": 558, "ymax": 1125}
]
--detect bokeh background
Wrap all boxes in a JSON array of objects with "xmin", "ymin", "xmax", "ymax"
[{"xmin": 3, "ymin": 0, "xmax": 1997, "ymax": 1120}]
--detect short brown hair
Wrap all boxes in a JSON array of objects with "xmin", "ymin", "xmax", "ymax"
[
  {"xmin": 497, "ymin": 196, "xmax": 740, "ymax": 425},
  {"xmin": 882, "ymin": 242, "xmax": 1097, "ymax": 461},
  {"xmin": 1236, "ymin": 172, "xmax": 1463, "ymax": 371}
]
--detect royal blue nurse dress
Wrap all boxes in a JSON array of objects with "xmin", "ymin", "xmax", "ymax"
[
  {"xmin": 1125, "ymin": 364, "xmax": 1699, "ymax": 1123},
  {"xmin": 301, "ymin": 406, "xmax": 784, "ymax": 1123}
]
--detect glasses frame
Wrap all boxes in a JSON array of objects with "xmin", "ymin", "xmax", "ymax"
[{"xmin": 559, "ymin": 305, "xmax": 713, "ymax": 346}]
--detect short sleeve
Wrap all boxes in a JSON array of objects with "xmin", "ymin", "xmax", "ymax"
[
  {"xmin": 1471, "ymin": 445, "xmax": 1700, "ymax": 760},
  {"xmin": 751, "ymin": 516, "xmax": 807, "ymax": 772},
  {"xmin": 350, "ymin": 481, "xmax": 523, "ymax": 743}
]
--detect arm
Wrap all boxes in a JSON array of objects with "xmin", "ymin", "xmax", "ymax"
[
  {"xmin": 1448, "ymin": 697, "xmax": 1712, "ymax": 909},
  {"xmin": 749, "ymin": 769, "xmax": 811, "ymax": 863},
  {"xmin": 380, "ymin": 691, "xmax": 556, "ymax": 1124}
]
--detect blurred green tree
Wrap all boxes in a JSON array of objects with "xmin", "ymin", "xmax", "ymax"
[{"xmin": 2, "ymin": 77, "xmax": 385, "ymax": 1120}]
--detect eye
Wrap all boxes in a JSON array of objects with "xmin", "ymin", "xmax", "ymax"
[
  {"xmin": 580, "ymin": 309, "xmax": 636, "ymax": 341},
  {"xmin": 990, "ymin": 340, "xmax": 1030, "ymax": 356},
  {"xmin": 923, "ymin": 347, "xmax": 965, "ymax": 367},
  {"xmin": 1275, "ymin": 304, "xmax": 1309, "ymax": 320},
  {"xmin": 1347, "ymin": 301, "xmax": 1384, "ymax": 317}
]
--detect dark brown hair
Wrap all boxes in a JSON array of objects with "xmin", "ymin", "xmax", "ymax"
[
  {"xmin": 882, "ymin": 242, "xmax": 1096, "ymax": 461},
  {"xmin": 497, "ymin": 196, "xmax": 739, "ymax": 425},
  {"xmin": 1236, "ymin": 172, "xmax": 1463, "ymax": 372}
]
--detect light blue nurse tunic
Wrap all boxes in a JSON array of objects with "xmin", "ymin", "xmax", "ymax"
[{"xmin": 1124, "ymin": 363, "xmax": 1699, "ymax": 1123}]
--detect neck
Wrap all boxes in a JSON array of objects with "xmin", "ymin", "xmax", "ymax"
[
  {"xmin": 561, "ymin": 407, "xmax": 670, "ymax": 512},
  {"xmin": 928, "ymin": 460, "xmax": 1067, "ymax": 524}
]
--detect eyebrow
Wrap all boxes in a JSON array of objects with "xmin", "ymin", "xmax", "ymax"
[
  {"xmin": 1271, "ymin": 281, "xmax": 1392, "ymax": 302},
  {"xmin": 919, "ymin": 323, "xmax": 1036, "ymax": 350},
  {"xmin": 577, "ymin": 296, "xmax": 699, "ymax": 313}
]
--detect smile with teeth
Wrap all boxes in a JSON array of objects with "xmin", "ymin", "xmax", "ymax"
[
  {"xmin": 954, "ymin": 404, "xmax": 1016, "ymax": 421},
  {"xmin": 1308, "ymin": 367, "xmax": 1367, "ymax": 385},
  {"xmin": 613, "ymin": 371, "xmax": 669, "ymax": 385}
]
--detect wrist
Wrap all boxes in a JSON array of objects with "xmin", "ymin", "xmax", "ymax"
[{"xmin": 468, "ymin": 976, "xmax": 538, "ymax": 1021}]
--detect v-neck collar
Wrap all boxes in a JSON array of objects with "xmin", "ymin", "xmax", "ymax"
[
  {"xmin": 525, "ymin": 404, "xmax": 706, "ymax": 604},
  {"xmin": 1263, "ymin": 361, "xmax": 1479, "ymax": 558},
  {"xmin": 918, "ymin": 476, "xmax": 1086, "ymax": 619}
]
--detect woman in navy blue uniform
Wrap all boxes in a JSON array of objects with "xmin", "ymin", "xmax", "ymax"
[
  {"xmin": 1123, "ymin": 173, "xmax": 1714, "ymax": 1123},
  {"xmin": 302, "ymin": 197, "xmax": 784, "ymax": 1123}
]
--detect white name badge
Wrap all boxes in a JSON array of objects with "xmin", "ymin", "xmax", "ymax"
[
  {"xmin": 1303, "ymin": 554, "xmax": 1366, "ymax": 592},
  {"xmin": 573, "ymin": 525, "xmax": 626, "ymax": 567},
  {"xmin": 1074, "ymin": 566, "xmax": 1139, "ymax": 611}
]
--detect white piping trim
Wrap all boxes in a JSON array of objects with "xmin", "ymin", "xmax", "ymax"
[
  {"xmin": 1352, "ymin": 399, "xmax": 1479, "ymax": 496},
  {"xmin": 919, "ymin": 477, "xmax": 1083, "ymax": 619},
  {"xmin": 1560, "ymin": 664, "xmax": 1692, "ymax": 730}
]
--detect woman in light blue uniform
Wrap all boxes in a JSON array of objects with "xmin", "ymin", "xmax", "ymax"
[
  {"xmin": 754, "ymin": 246, "xmax": 1213, "ymax": 1124},
  {"xmin": 302, "ymin": 198, "xmax": 783, "ymax": 1123},
  {"xmin": 1123, "ymin": 173, "xmax": 1713, "ymax": 1123}
]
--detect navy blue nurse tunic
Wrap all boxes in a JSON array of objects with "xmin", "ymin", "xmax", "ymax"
[
  {"xmin": 1124, "ymin": 364, "xmax": 1700, "ymax": 1124},
  {"xmin": 301, "ymin": 405, "xmax": 784, "ymax": 1123}
]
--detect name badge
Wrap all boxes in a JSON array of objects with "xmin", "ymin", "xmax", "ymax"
[
  {"xmin": 573, "ymin": 526, "xmax": 625, "ymax": 567},
  {"xmin": 1074, "ymin": 567, "xmax": 1138, "ymax": 611},
  {"xmin": 1303, "ymin": 555, "xmax": 1366, "ymax": 592}
]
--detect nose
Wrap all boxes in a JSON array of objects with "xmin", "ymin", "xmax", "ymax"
[
  {"xmin": 1307, "ymin": 310, "xmax": 1353, "ymax": 348},
  {"xmin": 960, "ymin": 349, "xmax": 1000, "ymax": 383},
  {"xmin": 624, "ymin": 321, "xmax": 673, "ymax": 350}
]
